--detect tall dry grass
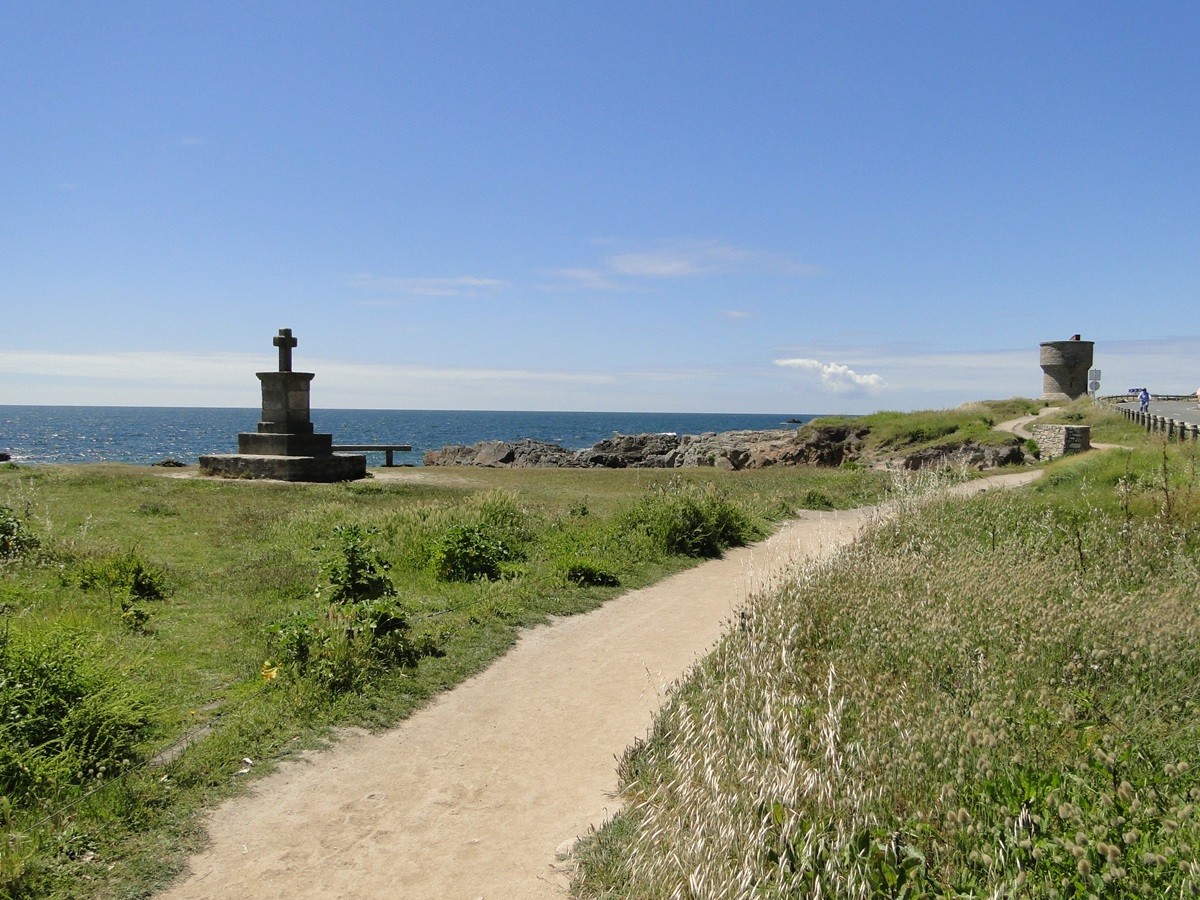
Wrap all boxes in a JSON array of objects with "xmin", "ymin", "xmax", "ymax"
[{"xmin": 574, "ymin": 456, "xmax": 1200, "ymax": 898}]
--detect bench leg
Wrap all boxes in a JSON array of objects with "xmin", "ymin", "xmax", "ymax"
[{"xmin": 385, "ymin": 450, "xmax": 394, "ymax": 467}]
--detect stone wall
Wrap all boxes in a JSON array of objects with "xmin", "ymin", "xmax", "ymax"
[{"xmin": 1028, "ymin": 424, "xmax": 1090, "ymax": 460}]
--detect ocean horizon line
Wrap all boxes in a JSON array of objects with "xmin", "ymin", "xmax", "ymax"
[
  {"xmin": 1, "ymin": 406, "xmax": 834, "ymax": 467},
  {"xmin": 0, "ymin": 402, "xmax": 832, "ymax": 417}
]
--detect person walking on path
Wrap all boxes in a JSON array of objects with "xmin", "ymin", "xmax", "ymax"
[{"xmin": 1139, "ymin": 388, "xmax": 1151, "ymax": 413}]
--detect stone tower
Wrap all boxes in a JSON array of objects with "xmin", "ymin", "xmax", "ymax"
[{"xmin": 1039, "ymin": 335, "xmax": 1094, "ymax": 401}]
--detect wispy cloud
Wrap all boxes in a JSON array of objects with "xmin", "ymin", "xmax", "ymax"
[
  {"xmin": 721, "ymin": 310, "xmax": 753, "ymax": 320},
  {"xmin": 537, "ymin": 268, "xmax": 629, "ymax": 292},
  {"xmin": 774, "ymin": 357, "xmax": 886, "ymax": 393},
  {"xmin": 357, "ymin": 241, "xmax": 816, "ymax": 298},
  {"xmin": 0, "ymin": 349, "xmax": 624, "ymax": 408},
  {"xmin": 539, "ymin": 240, "xmax": 819, "ymax": 292},
  {"xmin": 177, "ymin": 136, "xmax": 204, "ymax": 147},
  {"xmin": 348, "ymin": 273, "xmax": 507, "ymax": 298},
  {"xmin": 606, "ymin": 242, "xmax": 749, "ymax": 277}
]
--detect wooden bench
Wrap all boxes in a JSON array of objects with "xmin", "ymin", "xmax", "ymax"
[{"xmin": 332, "ymin": 444, "xmax": 413, "ymax": 466}]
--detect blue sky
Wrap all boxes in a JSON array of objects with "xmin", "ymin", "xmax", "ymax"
[{"xmin": 2, "ymin": 2, "xmax": 1198, "ymax": 413}]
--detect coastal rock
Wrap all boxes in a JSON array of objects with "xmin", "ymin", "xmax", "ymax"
[
  {"xmin": 901, "ymin": 440, "xmax": 1024, "ymax": 471},
  {"xmin": 423, "ymin": 439, "xmax": 580, "ymax": 468},
  {"xmin": 152, "ymin": 458, "xmax": 186, "ymax": 468},
  {"xmin": 423, "ymin": 428, "xmax": 1025, "ymax": 472},
  {"xmin": 0, "ymin": 453, "xmax": 9, "ymax": 462},
  {"xmin": 577, "ymin": 433, "xmax": 683, "ymax": 468},
  {"xmin": 422, "ymin": 425, "xmax": 871, "ymax": 471}
]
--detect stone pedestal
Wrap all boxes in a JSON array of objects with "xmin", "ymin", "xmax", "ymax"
[
  {"xmin": 236, "ymin": 372, "xmax": 334, "ymax": 456},
  {"xmin": 200, "ymin": 329, "xmax": 365, "ymax": 482}
]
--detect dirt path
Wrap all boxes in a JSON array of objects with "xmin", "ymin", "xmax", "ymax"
[{"xmin": 158, "ymin": 470, "xmax": 1040, "ymax": 900}]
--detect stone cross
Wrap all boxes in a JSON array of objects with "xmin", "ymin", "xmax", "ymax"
[{"xmin": 273, "ymin": 328, "xmax": 298, "ymax": 373}]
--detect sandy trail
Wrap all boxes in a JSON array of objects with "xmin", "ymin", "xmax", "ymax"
[{"xmin": 159, "ymin": 470, "xmax": 1039, "ymax": 900}]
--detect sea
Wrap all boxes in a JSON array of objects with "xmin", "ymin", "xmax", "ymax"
[{"xmin": 0, "ymin": 406, "xmax": 817, "ymax": 467}]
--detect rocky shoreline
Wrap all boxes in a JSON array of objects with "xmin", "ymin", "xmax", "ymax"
[{"xmin": 423, "ymin": 423, "xmax": 1025, "ymax": 471}]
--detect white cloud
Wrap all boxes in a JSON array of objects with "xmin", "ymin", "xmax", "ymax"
[
  {"xmin": 0, "ymin": 350, "xmax": 623, "ymax": 408},
  {"xmin": 0, "ymin": 350, "xmax": 256, "ymax": 387},
  {"xmin": 774, "ymin": 357, "xmax": 886, "ymax": 393},
  {"xmin": 607, "ymin": 251, "xmax": 705, "ymax": 278},
  {"xmin": 606, "ymin": 241, "xmax": 754, "ymax": 278},
  {"xmin": 537, "ymin": 268, "xmax": 628, "ymax": 291},
  {"xmin": 721, "ymin": 310, "xmax": 752, "ymax": 320},
  {"xmin": 348, "ymin": 273, "xmax": 507, "ymax": 297},
  {"xmin": 772, "ymin": 336, "xmax": 1200, "ymax": 409},
  {"xmin": 540, "ymin": 240, "xmax": 819, "ymax": 290}
]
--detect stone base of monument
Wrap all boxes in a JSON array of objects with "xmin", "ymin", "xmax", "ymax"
[{"xmin": 199, "ymin": 453, "xmax": 366, "ymax": 482}]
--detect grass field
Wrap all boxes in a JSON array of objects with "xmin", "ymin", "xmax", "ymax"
[{"xmin": 0, "ymin": 459, "xmax": 884, "ymax": 897}]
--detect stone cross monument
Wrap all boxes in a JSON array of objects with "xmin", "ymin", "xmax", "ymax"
[
  {"xmin": 199, "ymin": 328, "xmax": 366, "ymax": 482},
  {"xmin": 275, "ymin": 327, "xmax": 298, "ymax": 372},
  {"xmin": 238, "ymin": 328, "xmax": 327, "ymax": 457}
]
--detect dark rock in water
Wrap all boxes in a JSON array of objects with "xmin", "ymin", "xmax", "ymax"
[
  {"xmin": 0, "ymin": 452, "xmax": 9, "ymax": 462},
  {"xmin": 152, "ymin": 458, "xmax": 186, "ymax": 468}
]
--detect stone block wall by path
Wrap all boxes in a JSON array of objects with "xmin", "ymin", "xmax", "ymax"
[{"xmin": 1028, "ymin": 424, "xmax": 1090, "ymax": 460}]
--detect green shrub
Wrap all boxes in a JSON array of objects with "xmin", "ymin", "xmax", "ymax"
[
  {"xmin": 269, "ymin": 599, "xmax": 435, "ymax": 694},
  {"xmin": 564, "ymin": 561, "xmax": 620, "ymax": 587},
  {"xmin": 801, "ymin": 489, "xmax": 834, "ymax": 510},
  {"xmin": 0, "ymin": 506, "xmax": 38, "ymax": 560},
  {"xmin": 0, "ymin": 632, "xmax": 151, "ymax": 806},
  {"xmin": 269, "ymin": 526, "xmax": 438, "ymax": 693},
  {"xmin": 319, "ymin": 524, "xmax": 395, "ymax": 603},
  {"xmin": 619, "ymin": 482, "xmax": 760, "ymax": 558},
  {"xmin": 432, "ymin": 523, "xmax": 518, "ymax": 581},
  {"xmin": 72, "ymin": 550, "xmax": 168, "ymax": 602}
]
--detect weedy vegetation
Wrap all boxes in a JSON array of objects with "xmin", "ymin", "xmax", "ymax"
[
  {"xmin": 572, "ymin": 404, "xmax": 1200, "ymax": 898},
  {"xmin": 806, "ymin": 398, "xmax": 1043, "ymax": 455},
  {"xmin": 0, "ymin": 459, "xmax": 883, "ymax": 897}
]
